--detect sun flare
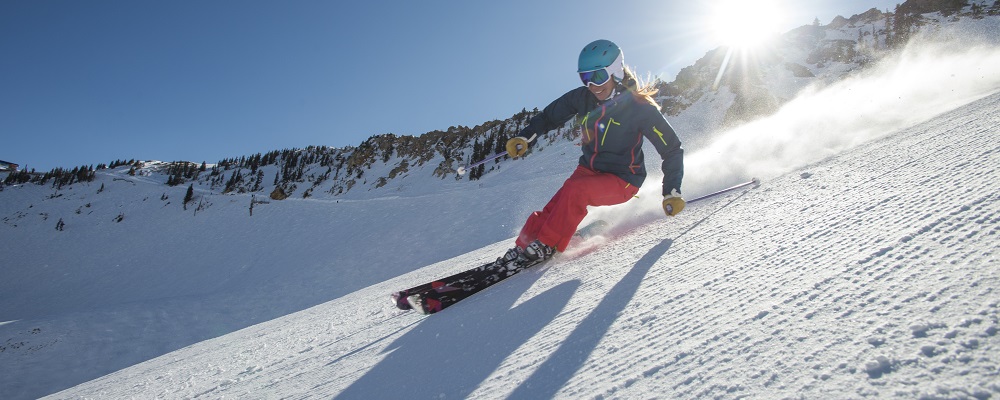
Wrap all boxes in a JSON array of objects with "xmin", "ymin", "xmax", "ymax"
[{"xmin": 709, "ymin": 0, "xmax": 785, "ymax": 49}]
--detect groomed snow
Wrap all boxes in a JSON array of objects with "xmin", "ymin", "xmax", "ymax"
[
  {"xmin": 2, "ymin": 10, "xmax": 1000, "ymax": 399},
  {"xmin": 44, "ymin": 89, "xmax": 1000, "ymax": 400}
]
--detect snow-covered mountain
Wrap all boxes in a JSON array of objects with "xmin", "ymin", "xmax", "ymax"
[
  {"xmin": 9, "ymin": 2, "xmax": 992, "ymax": 202},
  {"xmin": 39, "ymin": 76, "xmax": 1000, "ymax": 400},
  {"xmin": 2, "ymin": 3, "xmax": 1000, "ymax": 399}
]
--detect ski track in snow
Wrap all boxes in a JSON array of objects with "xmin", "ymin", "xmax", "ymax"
[{"xmin": 47, "ymin": 91, "xmax": 1000, "ymax": 399}]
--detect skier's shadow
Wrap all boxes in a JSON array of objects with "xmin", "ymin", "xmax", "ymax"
[
  {"xmin": 506, "ymin": 238, "xmax": 672, "ymax": 399},
  {"xmin": 334, "ymin": 270, "xmax": 580, "ymax": 399}
]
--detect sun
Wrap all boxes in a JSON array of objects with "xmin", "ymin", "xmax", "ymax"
[{"xmin": 709, "ymin": 0, "xmax": 785, "ymax": 49}]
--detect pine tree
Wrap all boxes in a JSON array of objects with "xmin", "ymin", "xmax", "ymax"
[
  {"xmin": 224, "ymin": 169, "xmax": 244, "ymax": 193},
  {"xmin": 184, "ymin": 184, "xmax": 194, "ymax": 209}
]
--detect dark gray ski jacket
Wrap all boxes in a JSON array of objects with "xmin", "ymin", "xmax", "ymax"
[{"xmin": 518, "ymin": 85, "xmax": 684, "ymax": 196}]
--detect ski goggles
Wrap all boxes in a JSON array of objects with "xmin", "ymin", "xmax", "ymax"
[{"xmin": 579, "ymin": 68, "xmax": 612, "ymax": 87}]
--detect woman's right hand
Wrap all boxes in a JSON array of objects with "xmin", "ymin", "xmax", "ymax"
[{"xmin": 506, "ymin": 136, "xmax": 531, "ymax": 158}]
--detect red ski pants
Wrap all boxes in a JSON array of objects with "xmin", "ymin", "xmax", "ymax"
[{"xmin": 516, "ymin": 165, "xmax": 639, "ymax": 252}]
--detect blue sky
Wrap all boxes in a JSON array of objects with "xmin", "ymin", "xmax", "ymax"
[{"xmin": 1, "ymin": 0, "xmax": 904, "ymax": 171}]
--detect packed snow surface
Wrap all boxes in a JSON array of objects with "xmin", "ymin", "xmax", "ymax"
[
  {"xmin": 31, "ymin": 78, "xmax": 1000, "ymax": 400},
  {"xmin": 2, "ymin": 12, "xmax": 1000, "ymax": 400},
  {"xmin": 43, "ymin": 90, "xmax": 1000, "ymax": 398}
]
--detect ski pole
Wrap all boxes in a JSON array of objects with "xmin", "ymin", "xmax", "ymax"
[
  {"xmin": 456, "ymin": 151, "xmax": 506, "ymax": 176},
  {"xmin": 665, "ymin": 177, "xmax": 759, "ymax": 215},
  {"xmin": 457, "ymin": 134, "xmax": 537, "ymax": 176},
  {"xmin": 687, "ymin": 177, "xmax": 760, "ymax": 205}
]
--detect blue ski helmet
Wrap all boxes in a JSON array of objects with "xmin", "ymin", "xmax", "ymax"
[{"xmin": 578, "ymin": 39, "xmax": 624, "ymax": 82}]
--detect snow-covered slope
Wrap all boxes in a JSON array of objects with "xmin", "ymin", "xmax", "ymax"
[
  {"xmin": 49, "ymin": 89, "xmax": 1000, "ymax": 399},
  {"xmin": 2, "ymin": 6, "xmax": 1000, "ymax": 400}
]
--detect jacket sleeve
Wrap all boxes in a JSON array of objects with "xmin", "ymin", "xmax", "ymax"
[
  {"xmin": 519, "ymin": 87, "xmax": 596, "ymax": 138},
  {"xmin": 641, "ymin": 105, "xmax": 684, "ymax": 196}
]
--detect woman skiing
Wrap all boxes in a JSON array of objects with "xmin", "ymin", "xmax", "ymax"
[{"xmin": 502, "ymin": 39, "xmax": 685, "ymax": 264}]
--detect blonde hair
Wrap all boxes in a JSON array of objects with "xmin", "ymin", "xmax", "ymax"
[{"xmin": 621, "ymin": 66, "xmax": 660, "ymax": 109}]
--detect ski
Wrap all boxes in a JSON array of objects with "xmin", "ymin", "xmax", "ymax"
[
  {"xmin": 404, "ymin": 257, "xmax": 547, "ymax": 314},
  {"xmin": 391, "ymin": 219, "xmax": 609, "ymax": 312},
  {"xmin": 390, "ymin": 261, "xmax": 501, "ymax": 310}
]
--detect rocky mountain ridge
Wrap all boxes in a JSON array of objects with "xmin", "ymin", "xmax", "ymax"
[{"xmin": 5, "ymin": 0, "xmax": 995, "ymax": 201}]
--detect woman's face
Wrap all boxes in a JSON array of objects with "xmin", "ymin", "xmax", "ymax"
[{"xmin": 587, "ymin": 78, "xmax": 615, "ymax": 101}]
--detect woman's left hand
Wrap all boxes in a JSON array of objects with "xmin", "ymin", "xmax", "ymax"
[{"xmin": 663, "ymin": 190, "xmax": 685, "ymax": 217}]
